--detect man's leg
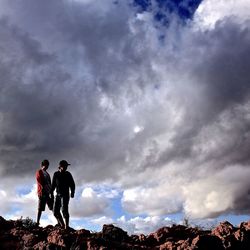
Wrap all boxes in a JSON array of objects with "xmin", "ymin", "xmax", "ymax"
[
  {"xmin": 53, "ymin": 195, "xmax": 65, "ymax": 228},
  {"xmin": 36, "ymin": 210, "xmax": 42, "ymax": 225},
  {"xmin": 37, "ymin": 195, "xmax": 46, "ymax": 225},
  {"xmin": 62, "ymin": 196, "xmax": 70, "ymax": 229},
  {"xmin": 46, "ymin": 194, "xmax": 54, "ymax": 211}
]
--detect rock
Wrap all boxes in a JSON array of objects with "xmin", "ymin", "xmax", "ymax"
[
  {"xmin": 159, "ymin": 240, "xmax": 175, "ymax": 250},
  {"xmin": 0, "ymin": 233, "xmax": 21, "ymax": 250},
  {"xmin": 138, "ymin": 234, "xmax": 147, "ymax": 243},
  {"xmin": 177, "ymin": 239, "xmax": 192, "ymax": 250},
  {"xmin": 47, "ymin": 229, "xmax": 74, "ymax": 248},
  {"xmin": 0, "ymin": 216, "xmax": 7, "ymax": 229},
  {"xmin": 130, "ymin": 234, "xmax": 140, "ymax": 244},
  {"xmin": 140, "ymin": 233, "xmax": 157, "ymax": 247},
  {"xmin": 153, "ymin": 227, "xmax": 171, "ymax": 244},
  {"xmin": 192, "ymin": 235, "xmax": 224, "ymax": 250},
  {"xmin": 22, "ymin": 233, "xmax": 40, "ymax": 247},
  {"xmin": 240, "ymin": 220, "xmax": 250, "ymax": 231},
  {"xmin": 212, "ymin": 221, "xmax": 235, "ymax": 239},
  {"xmin": 1, "ymin": 215, "xmax": 250, "ymax": 249},
  {"xmin": 10, "ymin": 227, "xmax": 29, "ymax": 237},
  {"xmin": 235, "ymin": 221, "xmax": 250, "ymax": 250},
  {"xmin": 168, "ymin": 225, "xmax": 198, "ymax": 241},
  {"xmin": 0, "ymin": 216, "xmax": 14, "ymax": 231},
  {"xmin": 76, "ymin": 228, "xmax": 91, "ymax": 236},
  {"xmin": 102, "ymin": 224, "xmax": 129, "ymax": 242}
]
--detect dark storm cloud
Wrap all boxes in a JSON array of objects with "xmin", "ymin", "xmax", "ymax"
[
  {"xmin": 0, "ymin": 1, "xmax": 142, "ymax": 180},
  {"xmin": 0, "ymin": 0, "xmax": 159, "ymax": 180},
  {"xmin": 151, "ymin": 19, "xmax": 250, "ymax": 168},
  {"xmin": 0, "ymin": 17, "xmax": 91, "ymax": 175}
]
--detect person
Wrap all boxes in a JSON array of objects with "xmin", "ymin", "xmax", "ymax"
[
  {"xmin": 36, "ymin": 159, "xmax": 53, "ymax": 225},
  {"xmin": 51, "ymin": 160, "xmax": 75, "ymax": 229}
]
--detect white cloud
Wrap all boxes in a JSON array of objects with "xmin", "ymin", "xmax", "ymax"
[
  {"xmin": 71, "ymin": 187, "xmax": 111, "ymax": 218},
  {"xmin": 122, "ymin": 174, "xmax": 184, "ymax": 216},
  {"xmin": 194, "ymin": 0, "xmax": 250, "ymax": 30},
  {"xmin": 119, "ymin": 215, "xmax": 173, "ymax": 235},
  {"xmin": 91, "ymin": 216, "xmax": 114, "ymax": 226},
  {"xmin": 40, "ymin": 214, "xmax": 57, "ymax": 227},
  {"xmin": 183, "ymin": 166, "xmax": 250, "ymax": 218},
  {"xmin": 91, "ymin": 215, "xmax": 173, "ymax": 235},
  {"xmin": 0, "ymin": 182, "xmax": 52, "ymax": 223}
]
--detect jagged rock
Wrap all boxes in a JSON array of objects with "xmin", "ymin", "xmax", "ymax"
[
  {"xmin": 47, "ymin": 228, "xmax": 74, "ymax": 248},
  {"xmin": 234, "ymin": 221, "xmax": 250, "ymax": 250},
  {"xmin": 177, "ymin": 239, "xmax": 193, "ymax": 250},
  {"xmin": 102, "ymin": 224, "xmax": 129, "ymax": 242},
  {"xmin": 1, "ymin": 216, "xmax": 250, "ymax": 250},
  {"xmin": 22, "ymin": 233, "xmax": 41, "ymax": 247},
  {"xmin": 159, "ymin": 240, "xmax": 175, "ymax": 250},
  {"xmin": 131, "ymin": 234, "xmax": 140, "ymax": 243},
  {"xmin": 0, "ymin": 233, "xmax": 21, "ymax": 250},
  {"xmin": 192, "ymin": 235, "xmax": 224, "ymax": 250},
  {"xmin": 76, "ymin": 228, "xmax": 91, "ymax": 236},
  {"xmin": 169, "ymin": 224, "xmax": 199, "ymax": 241},
  {"xmin": 211, "ymin": 221, "xmax": 237, "ymax": 249},
  {"xmin": 152, "ymin": 227, "xmax": 170, "ymax": 244},
  {"xmin": 138, "ymin": 233, "xmax": 147, "ymax": 242},
  {"xmin": 211, "ymin": 220, "xmax": 250, "ymax": 249},
  {"xmin": 212, "ymin": 221, "xmax": 235, "ymax": 239},
  {"xmin": 0, "ymin": 216, "xmax": 14, "ymax": 230},
  {"xmin": 240, "ymin": 221, "xmax": 250, "ymax": 231}
]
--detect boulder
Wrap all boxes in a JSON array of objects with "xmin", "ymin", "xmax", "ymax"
[
  {"xmin": 152, "ymin": 227, "xmax": 171, "ymax": 243},
  {"xmin": 192, "ymin": 235, "xmax": 224, "ymax": 250},
  {"xmin": 0, "ymin": 216, "xmax": 14, "ymax": 231},
  {"xmin": 212, "ymin": 221, "xmax": 235, "ymax": 239},
  {"xmin": 102, "ymin": 224, "xmax": 129, "ymax": 242},
  {"xmin": 22, "ymin": 233, "xmax": 40, "ymax": 247},
  {"xmin": 47, "ymin": 229, "xmax": 74, "ymax": 248},
  {"xmin": 240, "ymin": 221, "xmax": 250, "ymax": 231},
  {"xmin": 159, "ymin": 240, "xmax": 176, "ymax": 250}
]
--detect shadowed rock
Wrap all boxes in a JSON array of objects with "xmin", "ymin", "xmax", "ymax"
[{"xmin": 0, "ymin": 216, "xmax": 250, "ymax": 249}]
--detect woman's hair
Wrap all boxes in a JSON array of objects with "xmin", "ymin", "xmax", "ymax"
[{"xmin": 41, "ymin": 159, "xmax": 49, "ymax": 167}]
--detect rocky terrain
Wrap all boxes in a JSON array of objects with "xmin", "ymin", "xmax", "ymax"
[{"xmin": 0, "ymin": 216, "xmax": 249, "ymax": 249}]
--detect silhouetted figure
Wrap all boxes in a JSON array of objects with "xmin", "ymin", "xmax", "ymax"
[
  {"xmin": 51, "ymin": 160, "xmax": 75, "ymax": 229},
  {"xmin": 36, "ymin": 159, "xmax": 53, "ymax": 225}
]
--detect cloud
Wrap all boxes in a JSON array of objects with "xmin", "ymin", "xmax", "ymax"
[
  {"xmin": 91, "ymin": 216, "xmax": 114, "ymax": 227},
  {"xmin": 0, "ymin": 182, "xmax": 39, "ymax": 220},
  {"xmin": 183, "ymin": 166, "xmax": 250, "ymax": 218},
  {"xmin": 92, "ymin": 215, "xmax": 174, "ymax": 235},
  {"xmin": 71, "ymin": 187, "xmax": 111, "ymax": 218},
  {"xmin": 122, "ymin": 179, "xmax": 183, "ymax": 215},
  {"xmin": 194, "ymin": 0, "xmax": 250, "ymax": 29},
  {"xmin": 118, "ymin": 215, "xmax": 174, "ymax": 235},
  {"xmin": 0, "ymin": 0, "xmax": 250, "ymax": 224}
]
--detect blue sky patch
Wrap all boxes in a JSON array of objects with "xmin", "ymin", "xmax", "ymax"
[{"xmin": 134, "ymin": 0, "xmax": 203, "ymax": 21}]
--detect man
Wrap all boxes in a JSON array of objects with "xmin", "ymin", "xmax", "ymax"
[
  {"xmin": 36, "ymin": 159, "xmax": 53, "ymax": 225},
  {"xmin": 51, "ymin": 160, "xmax": 75, "ymax": 229}
]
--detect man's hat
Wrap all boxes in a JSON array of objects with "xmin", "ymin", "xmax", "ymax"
[{"xmin": 59, "ymin": 160, "xmax": 71, "ymax": 166}]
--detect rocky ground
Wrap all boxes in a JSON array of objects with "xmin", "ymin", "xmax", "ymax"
[{"xmin": 0, "ymin": 216, "xmax": 249, "ymax": 249}]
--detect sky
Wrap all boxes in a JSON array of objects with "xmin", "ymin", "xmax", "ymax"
[{"xmin": 0, "ymin": 0, "xmax": 250, "ymax": 234}]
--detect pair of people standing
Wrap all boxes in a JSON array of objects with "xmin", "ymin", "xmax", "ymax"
[{"xmin": 36, "ymin": 159, "xmax": 75, "ymax": 229}]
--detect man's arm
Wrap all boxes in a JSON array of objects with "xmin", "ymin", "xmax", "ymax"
[
  {"xmin": 36, "ymin": 169, "xmax": 45, "ymax": 197},
  {"xmin": 51, "ymin": 172, "xmax": 56, "ymax": 195},
  {"xmin": 69, "ymin": 172, "xmax": 75, "ymax": 198},
  {"xmin": 36, "ymin": 169, "xmax": 44, "ymax": 185}
]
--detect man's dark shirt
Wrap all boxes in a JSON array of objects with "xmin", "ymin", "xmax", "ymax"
[{"xmin": 51, "ymin": 171, "xmax": 75, "ymax": 197}]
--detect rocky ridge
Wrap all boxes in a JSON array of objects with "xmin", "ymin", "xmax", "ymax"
[{"xmin": 0, "ymin": 216, "xmax": 249, "ymax": 249}]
